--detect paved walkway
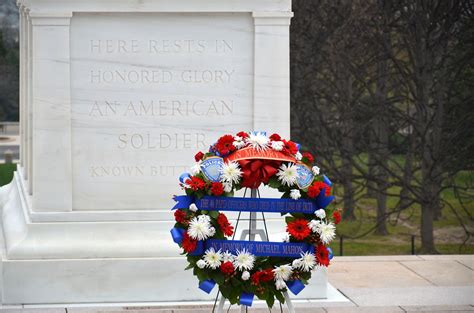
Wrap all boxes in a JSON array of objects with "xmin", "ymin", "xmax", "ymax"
[{"xmin": 1, "ymin": 255, "xmax": 473, "ymax": 312}]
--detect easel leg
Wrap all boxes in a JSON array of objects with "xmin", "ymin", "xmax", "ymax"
[
  {"xmin": 215, "ymin": 296, "xmax": 226, "ymax": 313},
  {"xmin": 240, "ymin": 305, "xmax": 246, "ymax": 313},
  {"xmin": 283, "ymin": 291, "xmax": 295, "ymax": 313}
]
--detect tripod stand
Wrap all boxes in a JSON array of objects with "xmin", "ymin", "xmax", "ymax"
[{"xmin": 213, "ymin": 188, "xmax": 296, "ymax": 313}]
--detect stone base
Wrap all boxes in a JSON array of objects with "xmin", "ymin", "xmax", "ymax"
[{"xmin": 0, "ymin": 173, "xmax": 328, "ymax": 304}]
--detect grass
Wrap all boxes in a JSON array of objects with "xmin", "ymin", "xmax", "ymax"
[{"xmin": 0, "ymin": 163, "xmax": 16, "ymax": 186}]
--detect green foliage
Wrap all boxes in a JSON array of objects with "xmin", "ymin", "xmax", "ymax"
[{"xmin": 0, "ymin": 163, "xmax": 16, "ymax": 186}]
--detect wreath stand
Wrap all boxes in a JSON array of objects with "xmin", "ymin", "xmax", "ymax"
[{"xmin": 212, "ymin": 188, "xmax": 296, "ymax": 313}]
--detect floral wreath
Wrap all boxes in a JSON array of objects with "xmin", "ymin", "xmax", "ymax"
[{"xmin": 170, "ymin": 131, "xmax": 341, "ymax": 308}]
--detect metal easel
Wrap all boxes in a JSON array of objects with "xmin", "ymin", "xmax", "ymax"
[{"xmin": 213, "ymin": 188, "xmax": 296, "ymax": 313}]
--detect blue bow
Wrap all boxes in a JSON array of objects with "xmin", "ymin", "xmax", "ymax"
[
  {"xmin": 198, "ymin": 279, "xmax": 216, "ymax": 294},
  {"xmin": 286, "ymin": 280, "xmax": 305, "ymax": 295},
  {"xmin": 170, "ymin": 227, "xmax": 185, "ymax": 244},
  {"xmin": 239, "ymin": 292, "xmax": 254, "ymax": 306}
]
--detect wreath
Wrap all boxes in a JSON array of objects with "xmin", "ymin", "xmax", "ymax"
[{"xmin": 170, "ymin": 131, "xmax": 341, "ymax": 308}]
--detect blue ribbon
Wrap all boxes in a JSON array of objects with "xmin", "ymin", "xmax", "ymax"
[
  {"xmin": 170, "ymin": 227, "xmax": 185, "ymax": 244},
  {"xmin": 198, "ymin": 279, "xmax": 216, "ymax": 294},
  {"xmin": 323, "ymin": 175, "xmax": 332, "ymax": 186},
  {"xmin": 239, "ymin": 292, "xmax": 254, "ymax": 307},
  {"xmin": 189, "ymin": 239, "xmax": 314, "ymax": 257},
  {"xmin": 327, "ymin": 247, "xmax": 334, "ymax": 260},
  {"xmin": 179, "ymin": 173, "xmax": 191, "ymax": 184},
  {"xmin": 172, "ymin": 195, "xmax": 333, "ymax": 213},
  {"xmin": 286, "ymin": 280, "xmax": 305, "ymax": 295}
]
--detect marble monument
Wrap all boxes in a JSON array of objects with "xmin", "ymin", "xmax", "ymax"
[{"xmin": 0, "ymin": 0, "xmax": 327, "ymax": 304}]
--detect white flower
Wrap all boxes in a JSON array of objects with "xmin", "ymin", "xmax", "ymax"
[
  {"xmin": 316, "ymin": 222, "xmax": 336, "ymax": 244},
  {"xmin": 203, "ymin": 248, "xmax": 223, "ymax": 269},
  {"xmin": 295, "ymin": 151, "xmax": 302, "ymax": 160},
  {"xmin": 189, "ymin": 203, "xmax": 198, "ymax": 212},
  {"xmin": 220, "ymin": 161, "xmax": 242, "ymax": 184},
  {"xmin": 233, "ymin": 249, "xmax": 255, "ymax": 271},
  {"xmin": 312, "ymin": 166, "xmax": 320, "ymax": 175},
  {"xmin": 275, "ymin": 279, "xmax": 287, "ymax": 290},
  {"xmin": 187, "ymin": 216, "xmax": 213, "ymax": 240},
  {"xmin": 292, "ymin": 259, "xmax": 302, "ymax": 268},
  {"xmin": 271, "ymin": 141, "xmax": 284, "ymax": 151},
  {"xmin": 198, "ymin": 214, "xmax": 211, "ymax": 222},
  {"xmin": 197, "ymin": 260, "xmax": 206, "ymax": 269},
  {"xmin": 308, "ymin": 219, "xmax": 321, "ymax": 232},
  {"xmin": 223, "ymin": 182, "xmax": 233, "ymax": 193},
  {"xmin": 233, "ymin": 136, "xmax": 246, "ymax": 149},
  {"xmin": 276, "ymin": 163, "xmax": 298, "ymax": 186},
  {"xmin": 295, "ymin": 252, "xmax": 316, "ymax": 272},
  {"xmin": 241, "ymin": 271, "xmax": 250, "ymax": 281},
  {"xmin": 208, "ymin": 226, "xmax": 216, "ymax": 236},
  {"xmin": 190, "ymin": 162, "xmax": 201, "ymax": 175},
  {"xmin": 246, "ymin": 132, "xmax": 269, "ymax": 151},
  {"xmin": 222, "ymin": 251, "xmax": 234, "ymax": 263},
  {"xmin": 315, "ymin": 209, "xmax": 326, "ymax": 219},
  {"xmin": 290, "ymin": 189, "xmax": 301, "ymax": 200},
  {"xmin": 273, "ymin": 264, "xmax": 293, "ymax": 281}
]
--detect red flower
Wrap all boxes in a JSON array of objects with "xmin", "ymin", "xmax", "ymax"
[
  {"xmin": 251, "ymin": 269, "xmax": 274, "ymax": 285},
  {"xmin": 307, "ymin": 181, "xmax": 331, "ymax": 198},
  {"xmin": 302, "ymin": 152, "xmax": 314, "ymax": 164},
  {"xmin": 333, "ymin": 211, "xmax": 342, "ymax": 225},
  {"xmin": 239, "ymin": 159, "xmax": 281, "ymax": 189},
  {"xmin": 211, "ymin": 182, "xmax": 224, "ymax": 196},
  {"xmin": 174, "ymin": 210, "xmax": 187, "ymax": 224},
  {"xmin": 187, "ymin": 176, "xmax": 206, "ymax": 191},
  {"xmin": 316, "ymin": 244, "xmax": 330, "ymax": 267},
  {"xmin": 269, "ymin": 133, "xmax": 281, "ymax": 141},
  {"xmin": 194, "ymin": 151, "xmax": 204, "ymax": 162},
  {"xmin": 217, "ymin": 213, "xmax": 234, "ymax": 237},
  {"xmin": 286, "ymin": 218, "xmax": 311, "ymax": 241},
  {"xmin": 236, "ymin": 131, "xmax": 249, "ymax": 139},
  {"xmin": 215, "ymin": 134, "xmax": 236, "ymax": 156},
  {"xmin": 220, "ymin": 261, "xmax": 235, "ymax": 275},
  {"xmin": 282, "ymin": 140, "xmax": 298, "ymax": 155},
  {"xmin": 182, "ymin": 232, "xmax": 197, "ymax": 253}
]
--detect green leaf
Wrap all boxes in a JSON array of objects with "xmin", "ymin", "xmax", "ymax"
[
  {"xmin": 266, "ymin": 295, "xmax": 275, "ymax": 308},
  {"xmin": 285, "ymin": 216, "xmax": 295, "ymax": 224},
  {"xmin": 275, "ymin": 290, "xmax": 285, "ymax": 304},
  {"xmin": 268, "ymin": 176, "xmax": 281, "ymax": 189},
  {"xmin": 208, "ymin": 210, "xmax": 219, "ymax": 219}
]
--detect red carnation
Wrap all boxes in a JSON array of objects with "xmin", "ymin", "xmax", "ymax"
[
  {"xmin": 186, "ymin": 176, "xmax": 206, "ymax": 191},
  {"xmin": 269, "ymin": 133, "xmax": 281, "ymax": 141},
  {"xmin": 333, "ymin": 211, "xmax": 342, "ymax": 225},
  {"xmin": 181, "ymin": 232, "xmax": 197, "ymax": 253},
  {"xmin": 307, "ymin": 181, "xmax": 331, "ymax": 198},
  {"xmin": 174, "ymin": 210, "xmax": 187, "ymax": 224},
  {"xmin": 194, "ymin": 151, "xmax": 204, "ymax": 162},
  {"xmin": 286, "ymin": 218, "xmax": 311, "ymax": 241},
  {"xmin": 282, "ymin": 140, "xmax": 298, "ymax": 155},
  {"xmin": 220, "ymin": 261, "xmax": 235, "ymax": 276},
  {"xmin": 211, "ymin": 182, "xmax": 224, "ymax": 196},
  {"xmin": 251, "ymin": 269, "xmax": 274, "ymax": 285},
  {"xmin": 316, "ymin": 244, "xmax": 330, "ymax": 267},
  {"xmin": 215, "ymin": 134, "xmax": 236, "ymax": 156},
  {"xmin": 302, "ymin": 152, "xmax": 314, "ymax": 164},
  {"xmin": 236, "ymin": 131, "xmax": 249, "ymax": 139},
  {"xmin": 217, "ymin": 213, "xmax": 234, "ymax": 237}
]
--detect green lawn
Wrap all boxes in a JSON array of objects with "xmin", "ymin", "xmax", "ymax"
[{"xmin": 0, "ymin": 163, "xmax": 16, "ymax": 186}]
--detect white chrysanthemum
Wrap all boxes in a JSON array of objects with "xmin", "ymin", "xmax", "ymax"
[
  {"xmin": 190, "ymin": 162, "xmax": 201, "ymax": 175},
  {"xmin": 295, "ymin": 251, "xmax": 316, "ymax": 272},
  {"xmin": 198, "ymin": 214, "xmax": 211, "ymax": 222},
  {"xmin": 295, "ymin": 151, "xmax": 302, "ymax": 160},
  {"xmin": 233, "ymin": 136, "xmax": 246, "ymax": 149},
  {"xmin": 187, "ymin": 216, "xmax": 213, "ymax": 240},
  {"xmin": 271, "ymin": 141, "xmax": 284, "ymax": 151},
  {"xmin": 246, "ymin": 132, "xmax": 269, "ymax": 151},
  {"xmin": 222, "ymin": 251, "xmax": 234, "ymax": 263},
  {"xmin": 241, "ymin": 271, "xmax": 250, "ymax": 281},
  {"xmin": 203, "ymin": 248, "xmax": 223, "ymax": 269},
  {"xmin": 233, "ymin": 249, "xmax": 255, "ymax": 271},
  {"xmin": 189, "ymin": 203, "xmax": 198, "ymax": 212},
  {"xmin": 315, "ymin": 209, "xmax": 326, "ymax": 219},
  {"xmin": 290, "ymin": 189, "xmax": 301, "ymax": 200},
  {"xmin": 308, "ymin": 219, "xmax": 321, "ymax": 233},
  {"xmin": 220, "ymin": 161, "xmax": 242, "ymax": 184},
  {"xmin": 208, "ymin": 226, "xmax": 216, "ymax": 236},
  {"xmin": 223, "ymin": 182, "xmax": 233, "ymax": 193},
  {"xmin": 316, "ymin": 222, "xmax": 336, "ymax": 244},
  {"xmin": 273, "ymin": 264, "xmax": 293, "ymax": 281},
  {"xmin": 275, "ymin": 279, "xmax": 286, "ymax": 290},
  {"xmin": 312, "ymin": 166, "xmax": 320, "ymax": 175},
  {"xmin": 276, "ymin": 163, "xmax": 298, "ymax": 186},
  {"xmin": 292, "ymin": 258, "xmax": 302, "ymax": 268},
  {"xmin": 196, "ymin": 259, "xmax": 206, "ymax": 269}
]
